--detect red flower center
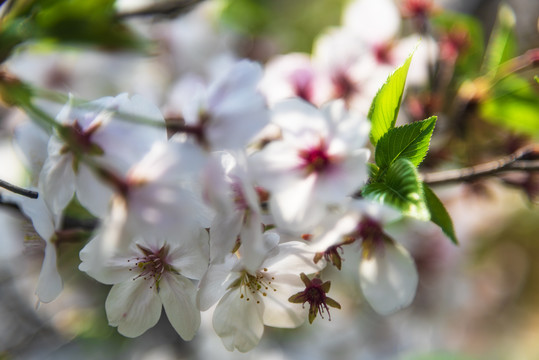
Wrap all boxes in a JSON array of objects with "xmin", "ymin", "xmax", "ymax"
[{"xmin": 299, "ymin": 142, "xmax": 331, "ymax": 174}]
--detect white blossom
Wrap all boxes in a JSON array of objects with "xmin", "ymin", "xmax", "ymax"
[
  {"xmin": 38, "ymin": 93, "xmax": 167, "ymax": 217},
  {"xmin": 197, "ymin": 233, "xmax": 324, "ymax": 352},
  {"xmin": 251, "ymin": 99, "xmax": 370, "ymax": 233},
  {"xmin": 80, "ymin": 230, "xmax": 209, "ymax": 339}
]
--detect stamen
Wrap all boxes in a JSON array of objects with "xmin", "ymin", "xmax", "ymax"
[
  {"xmin": 236, "ymin": 270, "xmax": 278, "ymax": 304},
  {"xmin": 128, "ymin": 244, "xmax": 172, "ymax": 290}
]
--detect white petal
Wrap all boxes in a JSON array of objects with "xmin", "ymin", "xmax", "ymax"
[
  {"xmin": 358, "ymin": 242, "xmax": 418, "ymax": 315},
  {"xmin": 238, "ymin": 212, "xmax": 268, "ymax": 273},
  {"xmin": 209, "ymin": 211, "xmax": 243, "ymax": 263},
  {"xmin": 212, "ymin": 288, "xmax": 264, "ymax": 352},
  {"xmin": 271, "ymin": 98, "xmax": 327, "ymax": 135},
  {"xmin": 250, "ymin": 140, "xmax": 305, "ymax": 192},
  {"xmin": 13, "ymin": 121, "xmax": 49, "ymax": 179},
  {"xmin": 75, "ymin": 164, "xmax": 113, "ymax": 217},
  {"xmin": 35, "ymin": 242, "xmax": 62, "ymax": 303},
  {"xmin": 14, "ymin": 194, "xmax": 55, "ymax": 240},
  {"xmin": 354, "ymin": 199, "xmax": 402, "ymax": 225},
  {"xmin": 342, "ymin": 0, "xmax": 401, "ymax": 44},
  {"xmin": 315, "ymin": 149, "xmax": 370, "ymax": 203},
  {"xmin": 270, "ymin": 175, "xmax": 325, "ymax": 233},
  {"xmin": 39, "ymin": 143, "xmax": 75, "ymax": 215},
  {"xmin": 310, "ymin": 211, "xmax": 359, "ymax": 252},
  {"xmin": 78, "ymin": 235, "xmax": 134, "ymax": 284},
  {"xmin": 105, "ymin": 279, "xmax": 163, "ymax": 337},
  {"xmin": 159, "ymin": 274, "xmax": 200, "ymax": 340},
  {"xmin": 167, "ymin": 228, "xmax": 209, "ymax": 280},
  {"xmin": 262, "ymin": 274, "xmax": 306, "ymax": 328},
  {"xmin": 206, "ymin": 60, "xmax": 269, "ymax": 150},
  {"xmin": 197, "ymin": 255, "xmax": 238, "ymax": 311},
  {"xmin": 264, "ymin": 241, "xmax": 323, "ymax": 275}
]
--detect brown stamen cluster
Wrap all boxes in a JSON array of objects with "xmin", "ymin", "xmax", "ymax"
[{"xmin": 289, "ymin": 273, "xmax": 341, "ymax": 324}]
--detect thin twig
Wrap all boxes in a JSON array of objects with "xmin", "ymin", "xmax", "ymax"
[
  {"xmin": 421, "ymin": 145, "xmax": 539, "ymax": 186},
  {"xmin": 115, "ymin": 0, "xmax": 206, "ymax": 19},
  {"xmin": 0, "ymin": 179, "xmax": 38, "ymax": 199}
]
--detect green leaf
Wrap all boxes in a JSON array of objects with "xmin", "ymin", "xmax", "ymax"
[
  {"xmin": 375, "ymin": 116, "xmax": 437, "ymax": 169},
  {"xmin": 479, "ymin": 75, "xmax": 539, "ymax": 137},
  {"xmin": 481, "ymin": 3, "xmax": 517, "ymax": 77},
  {"xmin": 362, "ymin": 158, "xmax": 430, "ymax": 221},
  {"xmin": 423, "ymin": 185, "xmax": 458, "ymax": 244},
  {"xmin": 368, "ymin": 51, "xmax": 414, "ymax": 146},
  {"xmin": 534, "ymin": 75, "xmax": 539, "ymax": 84}
]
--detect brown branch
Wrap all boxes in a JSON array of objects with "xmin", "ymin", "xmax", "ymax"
[
  {"xmin": 421, "ymin": 145, "xmax": 539, "ymax": 186},
  {"xmin": 115, "ymin": 0, "xmax": 206, "ymax": 19},
  {"xmin": 0, "ymin": 179, "xmax": 38, "ymax": 199}
]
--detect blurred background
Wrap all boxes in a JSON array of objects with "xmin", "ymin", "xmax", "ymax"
[{"xmin": 0, "ymin": 0, "xmax": 538, "ymax": 359}]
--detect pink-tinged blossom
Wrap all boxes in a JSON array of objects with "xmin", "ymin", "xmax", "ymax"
[
  {"xmin": 259, "ymin": 53, "xmax": 333, "ymax": 107},
  {"xmin": 197, "ymin": 233, "xmax": 324, "ymax": 352},
  {"xmin": 167, "ymin": 60, "xmax": 269, "ymax": 151},
  {"xmin": 80, "ymin": 231, "xmax": 209, "ymax": 340},
  {"xmin": 313, "ymin": 28, "xmax": 389, "ymax": 114},
  {"xmin": 340, "ymin": 0, "xmax": 438, "ymax": 88},
  {"xmin": 38, "ymin": 93, "xmax": 167, "ymax": 217},
  {"xmin": 251, "ymin": 99, "xmax": 370, "ymax": 233},
  {"xmin": 312, "ymin": 200, "xmax": 419, "ymax": 315}
]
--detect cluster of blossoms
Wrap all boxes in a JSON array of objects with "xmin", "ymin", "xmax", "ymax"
[
  {"xmin": 10, "ymin": 58, "xmax": 420, "ymax": 352},
  {"xmin": 4, "ymin": 0, "xmax": 441, "ymax": 353}
]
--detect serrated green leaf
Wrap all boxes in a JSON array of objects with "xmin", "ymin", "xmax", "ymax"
[
  {"xmin": 362, "ymin": 159, "xmax": 430, "ymax": 221},
  {"xmin": 423, "ymin": 185, "xmax": 458, "ymax": 244},
  {"xmin": 375, "ymin": 116, "xmax": 437, "ymax": 169},
  {"xmin": 368, "ymin": 52, "xmax": 414, "ymax": 146},
  {"xmin": 481, "ymin": 3, "xmax": 517, "ymax": 77},
  {"xmin": 479, "ymin": 75, "xmax": 539, "ymax": 137}
]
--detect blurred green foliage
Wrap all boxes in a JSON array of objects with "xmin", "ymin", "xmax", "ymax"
[
  {"xmin": 218, "ymin": 0, "xmax": 348, "ymax": 53},
  {"xmin": 0, "ymin": 0, "xmax": 142, "ymax": 63}
]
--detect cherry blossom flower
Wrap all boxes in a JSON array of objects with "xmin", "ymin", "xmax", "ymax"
[
  {"xmin": 312, "ymin": 200, "xmax": 419, "ymax": 315},
  {"xmin": 259, "ymin": 53, "xmax": 333, "ymax": 107},
  {"xmin": 251, "ymin": 98, "xmax": 370, "ymax": 233},
  {"xmin": 341, "ymin": 0, "xmax": 438, "ymax": 87},
  {"xmin": 313, "ymin": 28, "xmax": 389, "ymax": 114},
  {"xmin": 197, "ymin": 233, "xmax": 324, "ymax": 352},
  {"xmin": 38, "ymin": 93, "xmax": 167, "ymax": 217},
  {"xmin": 166, "ymin": 60, "xmax": 269, "ymax": 151},
  {"xmin": 79, "ymin": 230, "xmax": 209, "ymax": 339}
]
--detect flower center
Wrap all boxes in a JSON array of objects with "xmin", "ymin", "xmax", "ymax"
[
  {"xmin": 128, "ymin": 244, "xmax": 172, "ymax": 290},
  {"xmin": 332, "ymin": 71, "xmax": 356, "ymax": 101},
  {"xmin": 236, "ymin": 268, "xmax": 277, "ymax": 304},
  {"xmin": 299, "ymin": 142, "xmax": 331, "ymax": 174},
  {"xmin": 60, "ymin": 119, "xmax": 104, "ymax": 156},
  {"xmin": 290, "ymin": 69, "xmax": 314, "ymax": 103},
  {"xmin": 355, "ymin": 217, "xmax": 385, "ymax": 259}
]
